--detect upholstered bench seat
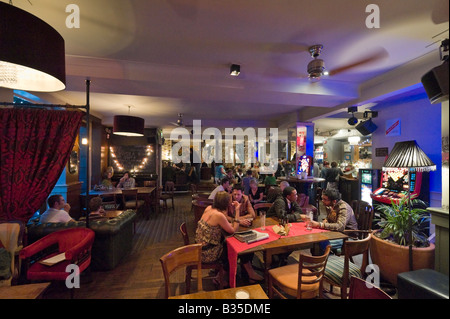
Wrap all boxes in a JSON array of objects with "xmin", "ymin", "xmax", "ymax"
[{"xmin": 324, "ymin": 255, "xmax": 363, "ymax": 286}]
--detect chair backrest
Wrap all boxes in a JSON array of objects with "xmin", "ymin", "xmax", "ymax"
[
  {"xmin": 348, "ymin": 276, "xmax": 392, "ymax": 299},
  {"xmin": 297, "ymin": 193, "xmax": 309, "ymax": 207},
  {"xmin": 179, "ymin": 222, "xmax": 190, "ymax": 245},
  {"xmin": 341, "ymin": 233, "xmax": 372, "ymax": 294},
  {"xmin": 175, "ymin": 173, "xmax": 188, "ymax": 186},
  {"xmin": 315, "ymin": 187, "xmax": 323, "ymax": 212},
  {"xmin": 0, "ymin": 222, "xmax": 22, "ymax": 252},
  {"xmin": 0, "ymin": 223, "xmax": 21, "ymax": 285},
  {"xmin": 101, "ymin": 194, "xmax": 117, "ymax": 211},
  {"xmin": 165, "ymin": 181, "xmax": 175, "ymax": 193},
  {"xmin": 122, "ymin": 189, "xmax": 138, "ymax": 205},
  {"xmin": 192, "ymin": 199, "xmax": 212, "ymax": 224},
  {"xmin": 254, "ymin": 202, "xmax": 273, "ymax": 216},
  {"xmin": 297, "ymin": 245, "xmax": 331, "ymax": 299},
  {"xmin": 144, "ymin": 180, "xmax": 156, "ymax": 187},
  {"xmin": 160, "ymin": 243, "xmax": 202, "ymax": 298},
  {"xmin": 351, "ymin": 200, "xmax": 374, "ymax": 235}
]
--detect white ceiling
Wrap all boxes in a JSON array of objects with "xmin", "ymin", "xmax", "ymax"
[{"xmin": 2, "ymin": 0, "xmax": 449, "ymax": 137}]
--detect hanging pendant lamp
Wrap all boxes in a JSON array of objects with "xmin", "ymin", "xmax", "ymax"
[
  {"xmin": 0, "ymin": 2, "xmax": 66, "ymax": 92},
  {"xmin": 113, "ymin": 106, "xmax": 145, "ymax": 137}
]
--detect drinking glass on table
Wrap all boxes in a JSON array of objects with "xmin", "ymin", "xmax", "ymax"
[
  {"xmin": 305, "ymin": 209, "xmax": 313, "ymax": 230},
  {"xmin": 260, "ymin": 211, "xmax": 266, "ymax": 230}
]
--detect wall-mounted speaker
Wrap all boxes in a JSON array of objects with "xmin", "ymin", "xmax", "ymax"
[
  {"xmin": 421, "ymin": 60, "xmax": 449, "ymax": 104},
  {"xmin": 356, "ymin": 118, "xmax": 378, "ymax": 136}
]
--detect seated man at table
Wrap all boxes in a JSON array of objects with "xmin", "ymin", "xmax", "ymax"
[
  {"xmin": 117, "ymin": 171, "xmax": 135, "ymax": 189},
  {"xmin": 226, "ymin": 185, "xmax": 255, "ymax": 227},
  {"xmin": 208, "ymin": 177, "xmax": 232, "ymax": 200},
  {"xmin": 310, "ymin": 188, "xmax": 358, "ymax": 254},
  {"xmin": 39, "ymin": 195, "xmax": 74, "ymax": 223},
  {"xmin": 267, "ymin": 186, "xmax": 306, "ymax": 223}
]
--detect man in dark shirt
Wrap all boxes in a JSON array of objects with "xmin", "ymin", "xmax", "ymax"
[
  {"xmin": 267, "ymin": 186, "xmax": 305, "ymax": 222},
  {"xmin": 324, "ymin": 161, "xmax": 343, "ymax": 190}
]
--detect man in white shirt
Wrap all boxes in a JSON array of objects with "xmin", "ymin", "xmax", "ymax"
[
  {"xmin": 39, "ymin": 195, "xmax": 74, "ymax": 223},
  {"xmin": 208, "ymin": 177, "xmax": 231, "ymax": 200}
]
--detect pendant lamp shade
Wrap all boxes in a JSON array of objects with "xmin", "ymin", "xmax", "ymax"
[
  {"xmin": 383, "ymin": 140, "xmax": 436, "ymax": 172},
  {"xmin": 113, "ymin": 115, "xmax": 145, "ymax": 137},
  {"xmin": 0, "ymin": 2, "xmax": 66, "ymax": 92}
]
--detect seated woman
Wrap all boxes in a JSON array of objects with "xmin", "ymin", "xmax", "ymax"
[
  {"xmin": 195, "ymin": 191, "xmax": 263, "ymax": 285},
  {"xmin": 101, "ymin": 166, "xmax": 115, "ymax": 189},
  {"xmin": 248, "ymin": 179, "xmax": 264, "ymax": 205}
]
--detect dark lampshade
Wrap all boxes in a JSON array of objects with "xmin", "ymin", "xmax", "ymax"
[
  {"xmin": 113, "ymin": 115, "xmax": 145, "ymax": 137},
  {"xmin": 383, "ymin": 140, "xmax": 436, "ymax": 172},
  {"xmin": 0, "ymin": 2, "xmax": 66, "ymax": 92}
]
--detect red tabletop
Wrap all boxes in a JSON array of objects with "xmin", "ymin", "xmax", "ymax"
[{"xmin": 226, "ymin": 222, "xmax": 329, "ymax": 288}]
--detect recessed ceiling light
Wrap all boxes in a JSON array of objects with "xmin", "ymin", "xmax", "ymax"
[{"xmin": 230, "ymin": 64, "xmax": 240, "ymax": 76}]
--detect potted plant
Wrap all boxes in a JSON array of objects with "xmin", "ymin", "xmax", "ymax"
[{"xmin": 370, "ymin": 197, "xmax": 435, "ymax": 286}]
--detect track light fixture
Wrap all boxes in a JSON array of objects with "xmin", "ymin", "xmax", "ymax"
[{"xmin": 230, "ymin": 64, "xmax": 240, "ymax": 76}]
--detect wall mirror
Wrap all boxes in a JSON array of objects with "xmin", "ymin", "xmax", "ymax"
[{"xmin": 69, "ymin": 150, "xmax": 78, "ymax": 174}]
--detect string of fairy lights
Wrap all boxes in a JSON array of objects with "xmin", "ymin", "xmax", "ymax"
[{"xmin": 109, "ymin": 145, "xmax": 153, "ymax": 173}]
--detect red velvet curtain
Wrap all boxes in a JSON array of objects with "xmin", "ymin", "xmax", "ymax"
[{"xmin": 0, "ymin": 108, "xmax": 84, "ymax": 222}]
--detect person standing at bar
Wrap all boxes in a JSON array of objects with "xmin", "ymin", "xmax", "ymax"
[{"xmin": 324, "ymin": 161, "xmax": 343, "ymax": 191}]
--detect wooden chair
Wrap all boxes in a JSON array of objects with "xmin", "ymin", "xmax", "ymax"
[
  {"xmin": 160, "ymin": 181, "xmax": 175, "ymax": 211},
  {"xmin": 268, "ymin": 245, "xmax": 331, "ymax": 299},
  {"xmin": 160, "ymin": 243, "xmax": 203, "ymax": 299},
  {"xmin": 179, "ymin": 222, "xmax": 224, "ymax": 292},
  {"xmin": 346, "ymin": 200, "xmax": 374, "ymax": 239},
  {"xmin": 121, "ymin": 188, "xmax": 145, "ymax": 211},
  {"xmin": 192, "ymin": 199, "xmax": 213, "ymax": 225},
  {"xmin": 323, "ymin": 232, "xmax": 372, "ymax": 299},
  {"xmin": 101, "ymin": 194, "xmax": 117, "ymax": 211},
  {"xmin": 348, "ymin": 276, "xmax": 392, "ymax": 299},
  {"xmin": 0, "ymin": 222, "xmax": 22, "ymax": 287}
]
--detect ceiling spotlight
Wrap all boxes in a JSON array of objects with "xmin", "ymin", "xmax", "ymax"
[
  {"xmin": 348, "ymin": 116, "xmax": 358, "ymax": 126},
  {"xmin": 347, "ymin": 106, "xmax": 358, "ymax": 126},
  {"xmin": 230, "ymin": 64, "xmax": 240, "ymax": 76}
]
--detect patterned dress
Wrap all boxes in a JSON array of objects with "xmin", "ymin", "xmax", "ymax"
[{"xmin": 195, "ymin": 219, "xmax": 225, "ymax": 263}]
